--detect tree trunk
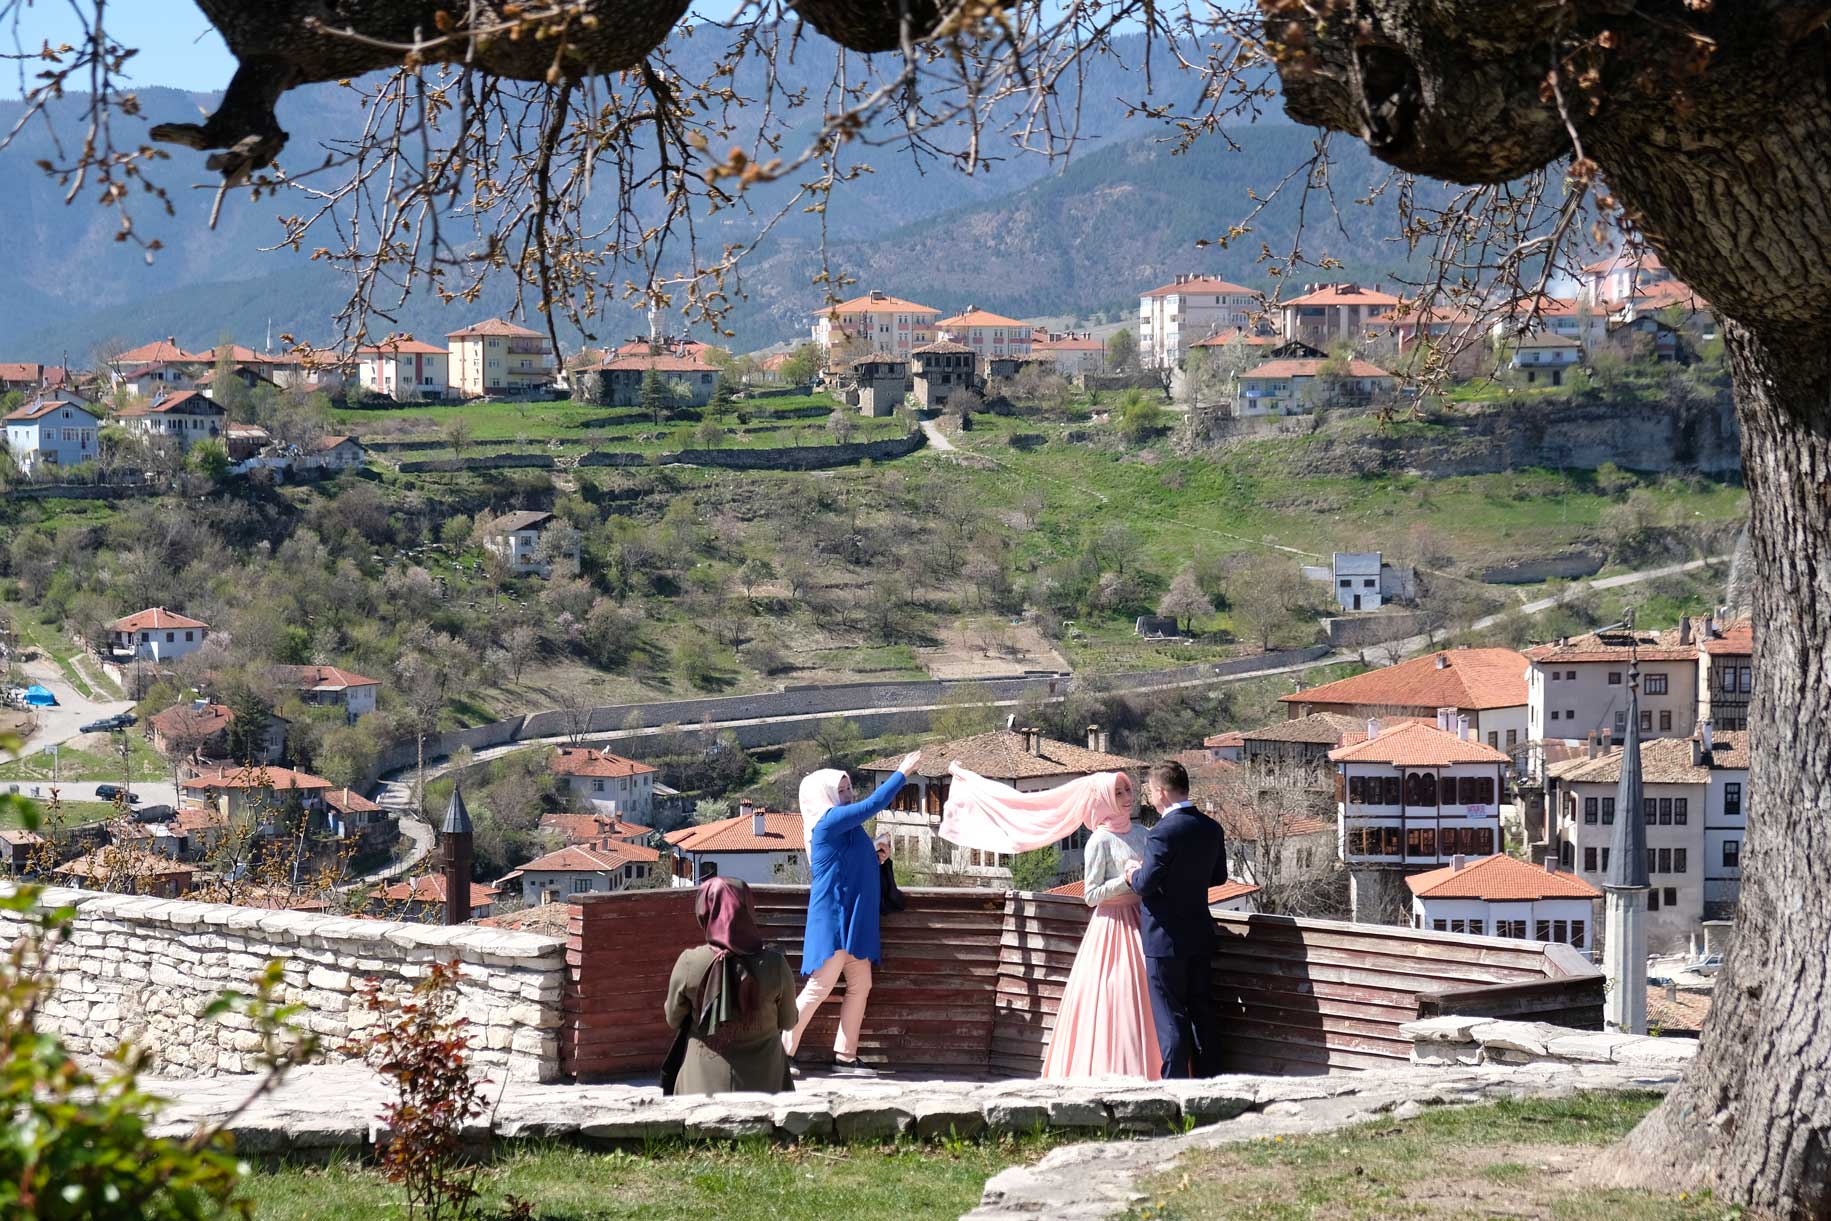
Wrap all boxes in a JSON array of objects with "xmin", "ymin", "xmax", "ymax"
[{"xmin": 1616, "ymin": 319, "xmax": 1831, "ymax": 1214}]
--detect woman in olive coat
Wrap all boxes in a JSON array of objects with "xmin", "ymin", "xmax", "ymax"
[{"xmin": 663, "ymin": 876, "xmax": 798, "ymax": 1095}]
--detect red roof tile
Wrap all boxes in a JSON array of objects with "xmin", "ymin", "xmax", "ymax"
[
  {"xmin": 497, "ymin": 841, "xmax": 660, "ymax": 883},
  {"xmin": 3, "ymin": 397, "xmax": 97, "ymax": 422},
  {"xmin": 1141, "ymin": 276, "xmax": 1259, "ymax": 298},
  {"xmin": 181, "ymin": 766, "xmax": 332, "ymax": 792},
  {"xmin": 550, "ymin": 747, "xmax": 657, "ymax": 779},
  {"xmin": 863, "ymin": 730, "xmax": 1143, "ymax": 782},
  {"xmin": 149, "ymin": 702, "xmax": 232, "ymax": 737},
  {"xmin": 1282, "ymin": 648, "xmax": 1529, "ymax": 713},
  {"xmin": 0, "ymin": 362, "xmax": 72, "ymax": 385},
  {"xmin": 1406, "ymin": 853, "xmax": 1600, "ymax": 900},
  {"xmin": 274, "ymin": 664, "xmax": 379, "ymax": 690},
  {"xmin": 376, "ymin": 874, "xmax": 500, "ymax": 907},
  {"xmin": 937, "ymin": 307, "xmax": 1029, "ymax": 329},
  {"xmin": 448, "ymin": 317, "xmax": 545, "ymax": 338},
  {"xmin": 585, "ymin": 354, "xmax": 716, "ymax": 373},
  {"xmin": 1282, "ymin": 284, "xmax": 1401, "ymax": 307},
  {"xmin": 1240, "ymin": 358, "xmax": 1393, "ymax": 380},
  {"xmin": 323, "ymin": 787, "xmax": 382, "ymax": 814},
  {"xmin": 1701, "ymin": 621, "xmax": 1752, "ymax": 656},
  {"xmin": 113, "ymin": 607, "xmax": 209, "ymax": 632},
  {"xmin": 665, "ymin": 811, "xmax": 804, "ymax": 854},
  {"xmin": 816, "ymin": 293, "xmax": 940, "ymax": 316},
  {"xmin": 1202, "ymin": 730, "xmax": 1246, "ymax": 749},
  {"xmin": 539, "ymin": 813, "xmax": 654, "ymax": 843},
  {"xmin": 1329, "ymin": 720, "xmax": 1510, "ymax": 766},
  {"xmin": 116, "ymin": 338, "xmax": 208, "ymax": 365}
]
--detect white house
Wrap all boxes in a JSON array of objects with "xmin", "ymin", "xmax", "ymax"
[
  {"xmin": 1330, "ymin": 717, "xmax": 1510, "ymax": 922},
  {"xmin": 273, "ymin": 664, "xmax": 380, "ymax": 720},
  {"xmin": 310, "ymin": 435, "xmax": 367, "ymax": 471},
  {"xmin": 1507, "ymin": 333, "xmax": 1583, "ymax": 386},
  {"xmin": 1405, "ymin": 852, "xmax": 1600, "ymax": 950},
  {"xmin": 935, "ymin": 306, "xmax": 1033, "ymax": 361},
  {"xmin": 1524, "ymin": 626, "xmax": 1704, "ymax": 772},
  {"xmin": 497, "ymin": 840, "xmax": 661, "ymax": 904},
  {"xmin": 109, "ymin": 607, "xmax": 210, "ymax": 663},
  {"xmin": 549, "ymin": 746, "xmax": 658, "ymax": 819},
  {"xmin": 1138, "ymin": 274, "xmax": 1265, "ymax": 369},
  {"xmin": 811, "ymin": 291, "xmax": 941, "ymax": 361},
  {"xmin": 1028, "ymin": 331, "xmax": 1106, "ymax": 376},
  {"xmin": 861, "ymin": 726, "xmax": 1144, "ymax": 883},
  {"xmin": 114, "ymin": 390, "xmax": 226, "ymax": 451},
  {"xmin": 484, "ymin": 510, "xmax": 580, "ymax": 578},
  {"xmin": 1278, "ymin": 283, "xmax": 1402, "ymax": 347},
  {"xmin": 354, "ymin": 336, "xmax": 450, "ymax": 401},
  {"xmin": 665, "ymin": 804, "xmax": 806, "ymax": 885},
  {"xmin": 1234, "ymin": 357, "xmax": 1395, "ymax": 416},
  {"xmin": 4, "ymin": 397, "xmax": 100, "ymax": 475},
  {"xmin": 1548, "ymin": 729, "xmax": 1748, "ymax": 951},
  {"xmin": 320, "ymin": 787, "xmax": 387, "ymax": 840}
]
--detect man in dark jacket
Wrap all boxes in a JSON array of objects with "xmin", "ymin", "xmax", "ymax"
[
  {"xmin": 1126, "ymin": 760, "xmax": 1227, "ymax": 1078},
  {"xmin": 875, "ymin": 831, "xmax": 906, "ymax": 913}
]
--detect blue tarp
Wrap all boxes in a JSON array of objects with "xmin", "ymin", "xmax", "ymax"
[{"xmin": 22, "ymin": 685, "xmax": 55, "ymax": 707}]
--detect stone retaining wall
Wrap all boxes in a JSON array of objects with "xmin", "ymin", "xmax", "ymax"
[
  {"xmin": 1403, "ymin": 1015, "xmax": 1698, "ymax": 1071},
  {"xmin": 6, "ymin": 887, "xmax": 568, "ymax": 1081}
]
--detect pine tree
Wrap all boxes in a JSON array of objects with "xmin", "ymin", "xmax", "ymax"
[{"xmin": 638, "ymin": 368, "xmax": 673, "ymax": 425}]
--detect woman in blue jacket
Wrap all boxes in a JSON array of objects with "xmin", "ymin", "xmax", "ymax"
[{"xmin": 783, "ymin": 751, "xmax": 919, "ymax": 1076}]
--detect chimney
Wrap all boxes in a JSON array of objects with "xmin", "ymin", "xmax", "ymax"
[
  {"xmin": 1451, "ymin": 854, "xmax": 1467, "ymax": 872},
  {"xmin": 1457, "ymin": 714, "xmax": 1471, "ymax": 741},
  {"xmin": 1587, "ymin": 732, "xmax": 1599, "ymax": 760},
  {"xmin": 1601, "ymin": 727, "xmax": 1614, "ymax": 751},
  {"xmin": 1678, "ymin": 616, "xmax": 1693, "ymax": 645},
  {"xmin": 1366, "ymin": 718, "xmax": 1379, "ymax": 741},
  {"xmin": 1543, "ymin": 855, "xmax": 1558, "ymax": 874},
  {"xmin": 1026, "ymin": 728, "xmax": 1044, "ymax": 757},
  {"xmin": 745, "ymin": 799, "xmax": 765, "ymax": 838},
  {"xmin": 1691, "ymin": 736, "xmax": 1703, "ymax": 767},
  {"xmin": 192, "ymin": 698, "xmax": 209, "ymax": 713},
  {"xmin": 869, "ymin": 290, "xmax": 885, "ymax": 301},
  {"xmin": 1435, "ymin": 708, "xmax": 1450, "ymax": 731},
  {"xmin": 1665, "ymin": 981, "xmax": 1679, "ymax": 1003},
  {"xmin": 1435, "ymin": 653, "xmax": 1449, "ymax": 670},
  {"xmin": 1098, "ymin": 729, "xmax": 1111, "ymax": 754},
  {"xmin": 1087, "ymin": 724, "xmax": 1101, "ymax": 751},
  {"xmin": 1701, "ymin": 718, "xmax": 1714, "ymax": 754}
]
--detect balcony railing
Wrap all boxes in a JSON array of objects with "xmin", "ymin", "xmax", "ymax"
[{"xmin": 562, "ymin": 885, "xmax": 1601, "ymax": 1080}]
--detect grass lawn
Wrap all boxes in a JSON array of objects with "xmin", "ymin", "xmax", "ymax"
[
  {"xmin": 0, "ymin": 734, "xmax": 166, "ymax": 783},
  {"xmin": 1130, "ymin": 1092, "xmax": 1737, "ymax": 1221},
  {"xmin": 6, "ymin": 610, "xmax": 99, "ymax": 700},
  {"xmin": 243, "ymin": 1135, "xmax": 1071, "ymax": 1221}
]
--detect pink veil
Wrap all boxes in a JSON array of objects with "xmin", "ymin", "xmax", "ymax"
[{"xmin": 939, "ymin": 765, "xmax": 1131, "ymax": 854}]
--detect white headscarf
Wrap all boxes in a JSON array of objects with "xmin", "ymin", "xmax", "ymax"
[{"xmin": 798, "ymin": 769, "xmax": 849, "ymax": 849}]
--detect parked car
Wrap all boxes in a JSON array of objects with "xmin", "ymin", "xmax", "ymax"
[
  {"xmin": 93, "ymin": 784, "xmax": 140, "ymax": 804},
  {"xmin": 1687, "ymin": 954, "xmax": 1724, "ymax": 977},
  {"xmin": 79, "ymin": 712, "xmax": 138, "ymax": 734},
  {"xmin": 132, "ymin": 804, "xmax": 175, "ymax": 823}
]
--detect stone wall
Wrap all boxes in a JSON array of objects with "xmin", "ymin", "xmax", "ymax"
[
  {"xmin": 6, "ymin": 887, "xmax": 568, "ymax": 1081},
  {"xmin": 1323, "ymin": 610, "xmax": 1437, "ymax": 648},
  {"xmin": 389, "ymin": 431, "xmax": 924, "ymax": 475},
  {"xmin": 1404, "ymin": 1015, "xmax": 1697, "ymax": 1072}
]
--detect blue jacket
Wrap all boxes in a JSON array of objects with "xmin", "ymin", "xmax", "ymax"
[
  {"xmin": 1132, "ymin": 805, "xmax": 1228, "ymax": 959},
  {"xmin": 800, "ymin": 771, "xmax": 908, "ymax": 973}
]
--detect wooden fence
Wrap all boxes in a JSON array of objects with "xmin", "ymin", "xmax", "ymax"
[{"xmin": 561, "ymin": 887, "xmax": 1602, "ymax": 1081}]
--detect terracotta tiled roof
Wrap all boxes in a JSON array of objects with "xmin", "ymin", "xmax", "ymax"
[
  {"xmin": 449, "ymin": 317, "xmax": 545, "ymax": 338},
  {"xmin": 116, "ymin": 338, "xmax": 207, "ymax": 365},
  {"xmin": 1366, "ymin": 305, "xmax": 1484, "ymax": 328},
  {"xmin": 1628, "ymin": 279, "xmax": 1709, "ymax": 312},
  {"xmin": 1548, "ymin": 733, "xmax": 1749, "ymax": 784},
  {"xmin": 1646, "ymin": 985, "xmax": 1712, "ymax": 1033},
  {"xmin": 665, "ymin": 811, "xmax": 804, "ymax": 854},
  {"xmin": 4, "ymin": 397, "xmax": 96, "ymax": 422},
  {"xmin": 937, "ymin": 307, "xmax": 1029, "ymax": 329},
  {"xmin": 1241, "ymin": 712, "xmax": 1366, "ymax": 747},
  {"xmin": 323, "ymin": 787, "xmax": 382, "ymax": 815},
  {"xmin": 116, "ymin": 390, "xmax": 221, "ymax": 417},
  {"xmin": 171, "ymin": 805, "xmax": 228, "ymax": 833},
  {"xmin": 0, "ymin": 362, "xmax": 72, "ymax": 385},
  {"xmin": 1240, "ymin": 358, "xmax": 1393, "ymax": 380},
  {"xmin": 274, "ymin": 664, "xmax": 380, "ymax": 690},
  {"xmin": 376, "ymin": 874, "xmax": 500, "ymax": 906},
  {"xmin": 585, "ymin": 354, "xmax": 715, "ymax": 373},
  {"xmin": 1329, "ymin": 720, "xmax": 1509, "ymax": 766},
  {"xmin": 1030, "ymin": 334, "xmax": 1104, "ymax": 351},
  {"xmin": 57, "ymin": 846, "xmax": 197, "ymax": 882},
  {"xmin": 1282, "ymin": 648, "xmax": 1530, "ymax": 713},
  {"xmin": 1282, "ymin": 284, "xmax": 1401, "ymax": 307},
  {"xmin": 315, "ymin": 434, "xmax": 360, "ymax": 451},
  {"xmin": 911, "ymin": 340, "xmax": 974, "ymax": 355},
  {"xmin": 862, "ymin": 730, "xmax": 1145, "ymax": 782},
  {"xmin": 1202, "ymin": 730, "xmax": 1246, "ymax": 749},
  {"xmin": 612, "ymin": 339, "xmax": 715, "ymax": 358},
  {"xmin": 498, "ymin": 840, "xmax": 660, "ymax": 883},
  {"xmin": 149, "ymin": 702, "xmax": 232, "ymax": 737},
  {"xmin": 550, "ymin": 747, "xmax": 656, "ymax": 779},
  {"xmin": 181, "ymin": 766, "xmax": 332, "ymax": 792},
  {"xmin": 1701, "ymin": 620, "xmax": 1752, "ymax": 655},
  {"xmin": 1407, "ymin": 853, "xmax": 1600, "ymax": 900},
  {"xmin": 1045, "ymin": 878, "xmax": 1261, "ymax": 906},
  {"xmin": 539, "ymin": 813, "xmax": 654, "ymax": 843},
  {"xmin": 1581, "ymin": 250, "xmax": 1665, "ymax": 276},
  {"xmin": 113, "ymin": 607, "xmax": 209, "ymax": 632},
  {"xmin": 817, "ymin": 293, "xmax": 940, "ymax": 316},
  {"xmin": 1523, "ymin": 628, "xmax": 1698, "ymax": 664},
  {"xmin": 1140, "ymin": 276, "xmax": 1258, "ymax": 298},
  {"xmin": 848, "ymin": 352, "xmax": 908, "ymax": 368}
]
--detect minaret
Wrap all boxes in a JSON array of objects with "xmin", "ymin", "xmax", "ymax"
[
  {"xmin": 441, "ymin": 785, "xmax": 475, "ymax": 926},
  {"xmin": 1602, "ymin": 660, "xmax": 1650, "ymax": 1033}
]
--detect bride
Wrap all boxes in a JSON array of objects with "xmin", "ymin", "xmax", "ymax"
[{"xmin": 940, "ymin": 764, "xmax": 1161, "ymax": 1080}]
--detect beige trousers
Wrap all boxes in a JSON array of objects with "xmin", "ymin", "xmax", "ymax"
[{"xmin": 783, "ymin": 950, "xmax": 873, "ymax": 1058}]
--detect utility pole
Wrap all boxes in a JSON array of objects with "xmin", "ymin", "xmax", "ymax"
[{"xmin": 440, "ymin": 785, "xmax": 474, "ymax": 926}]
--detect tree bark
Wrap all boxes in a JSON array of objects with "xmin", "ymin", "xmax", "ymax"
[{"xmin": 1254, "ymin": 2, "xmax": 1831, "ymax": 1210}]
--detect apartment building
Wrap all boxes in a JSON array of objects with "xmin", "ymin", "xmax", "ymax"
[
  {"xmin": 1281, "ymin": 647, "xmax": 1531, "ymax": 756},
  {"xmin": 447, "ymin": 318, "xmax": 556, "ymax": 398},
  {"xmin": 1029, "ymin": 330, "xmax": 1106, "ymax": 376},
  {"xmin": 354, "ymin": 336, "xmax": 450, "ymax": 401},
  {"xmin": 1278, "ymin": 283, "xmax": 1401, "ymax": 347},
  {"xmin": 1547, "ymin": 729, "xmax": 1747, "ymax": 951},
  {"xmin": 935, "ymin": 306, "xmax": 1032, "ymax": 361},
  {"xmin": 811, "ymin": 291, "xmax": 941, "ymax": 361},
  {"xmin": 1137, "ymin": 274, "xmax": 1264, "ymax": 369},
  {"xmin": 1234, "ymin": 357, "xmax": 1395, "ymax": 416}
]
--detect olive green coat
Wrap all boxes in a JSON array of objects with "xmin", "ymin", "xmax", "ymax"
[{"xmin": 663, "ymin": 945, "xmax": 798, "ymax": 1096}]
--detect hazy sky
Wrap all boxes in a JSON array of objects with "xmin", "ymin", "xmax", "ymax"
[{"xmin": 2, "ymin": 4, "xmax": 234, "ymax": 97}]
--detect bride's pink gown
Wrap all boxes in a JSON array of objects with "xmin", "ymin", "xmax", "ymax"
[{"xmin": 1041, "ymin": 892, "xmax": 1162, "ymax": 1080}]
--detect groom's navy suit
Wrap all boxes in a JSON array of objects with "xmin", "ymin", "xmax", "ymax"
[{"xmin": 1131, "ymin": 801, "xmax": 1228, "ymax": 1078}]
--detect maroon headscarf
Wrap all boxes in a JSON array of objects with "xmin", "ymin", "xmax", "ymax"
[{"xmin": 694, "ymin": 877, "xmax": 766, "ymax": 1035}]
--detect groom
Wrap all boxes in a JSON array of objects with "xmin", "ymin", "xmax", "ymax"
[{"xmin": 1126, "ymin": 760, "xmax": 1227, "ymax": 1078}]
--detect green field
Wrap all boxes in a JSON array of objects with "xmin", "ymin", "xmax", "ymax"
[{"xmin": 0, "ymin": 732, "xmax": 167, "ymax": 784}]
